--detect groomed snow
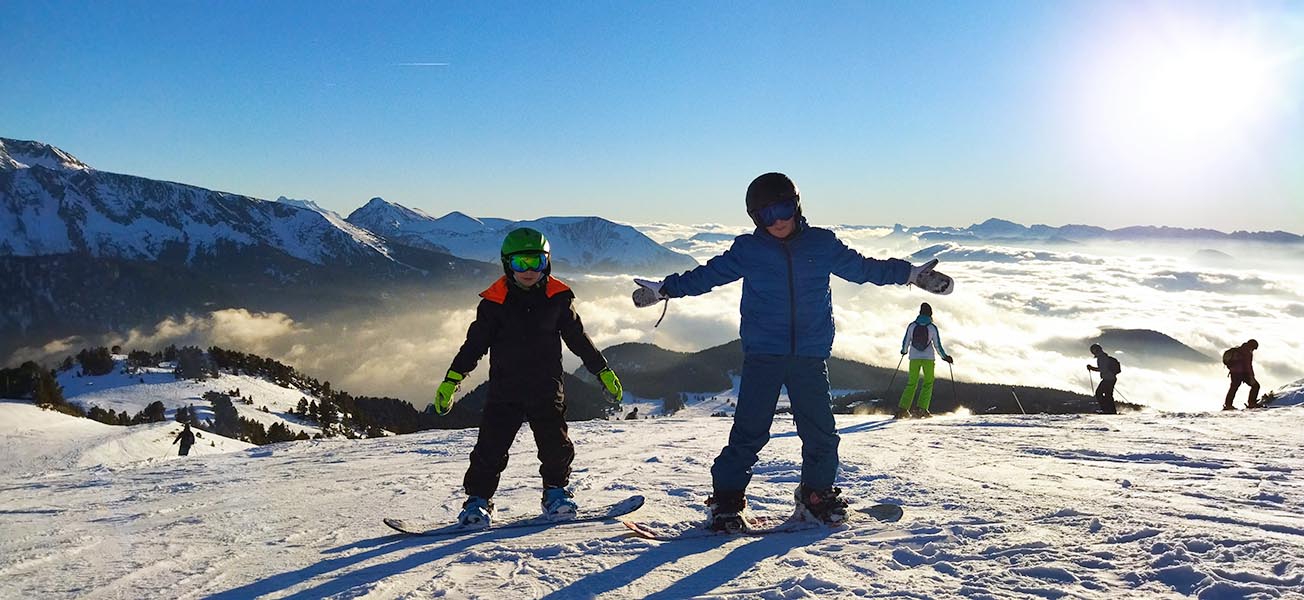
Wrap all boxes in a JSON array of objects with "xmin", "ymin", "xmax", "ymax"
[{"xmin": 2, "ymin": 398, "xmax": 1301, "ymax": 599}]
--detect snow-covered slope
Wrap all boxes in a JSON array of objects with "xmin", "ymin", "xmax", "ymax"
[
  {"xmin": 2, "ymin": 402, "xmax": 1300, "ymax": 598},
  {"xmin": 0, "ymin": 400, "xmax": 251, "ymax": 475},
  {"xmin": 0, "ymin": 138, "xmax": 395, "ymax": 265},
  {"xmin": 58, "ymin": 358, "xmax": 328, "ymax": 439},
  {"xmin": 347, "ymin": 198, "xmax": 698, "ymax": 274}
]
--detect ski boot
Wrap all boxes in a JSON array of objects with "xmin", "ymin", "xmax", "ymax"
[
  {"xmin": 795, "ymin": 484, "xmax": 850, "ymax": 525},
  {"xmin": 541, "ymin": 487, "xmax": 578, "ymax": 521},
  {"xmin": 706, "ymin": 491, "xmax": 748, "ymax": 533},
  {"xmin": 915, "ymin": 408, "xmax": 934, "ymax": 419},
  {"xmin": 893, "ymin": 408, "xmax": 910, "ymax": 420},
  {"xmin": 458, "ymin": 496, "xmax": 494, "ymax": 528},
  {"xmin": 1222, "ymin": 404, "xmax": 1237, "ymax": 411}
]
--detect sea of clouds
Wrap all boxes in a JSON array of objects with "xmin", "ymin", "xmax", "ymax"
[{"xmin": 15, "ymin": 222, "xmax": 1302, "ymax": 413}]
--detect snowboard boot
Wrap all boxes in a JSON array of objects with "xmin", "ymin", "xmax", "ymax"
[
  {"xmin": 458, "ymin": 496, "xmax": 494, "ymax": 528},
  {"xmin": 794, "ymin": 485, "xmax": 850, "ymax": 525},
  {"xmin": 541, "ymin": 487, "xmax": 578, "ymax": 521},
  {"xmin": 706, "ymin": 490, "xmax": 748, "ymax": 533}
]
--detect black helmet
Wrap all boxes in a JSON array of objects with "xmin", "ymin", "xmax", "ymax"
[
  {"xmin": 745, "ymin": 172, "xmax": 802, "ymax": 228},
  {"xmin": 919, "ymin": 302, "xmax": 933, "ymax": 317}
]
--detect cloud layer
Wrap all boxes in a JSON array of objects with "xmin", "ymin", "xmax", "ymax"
[{"xmin": 10, "ymin": 228, "xmax": 1302, "ymax": 413}]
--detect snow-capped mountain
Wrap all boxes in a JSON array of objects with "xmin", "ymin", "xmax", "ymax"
[
  {"xmin": 0, "ymin": 137, "xmax": 492, "ymax": 360},
  {"xmin": 910, "ymin": 218, "xmax": 1304, "ymax": 244},
  {"xmin": 0, "ymin": 138, "xmax": 399, "ymax": 265},
  {"xmin": 347, "ymin": 198, "xmax": 699, "ymax": 274}
]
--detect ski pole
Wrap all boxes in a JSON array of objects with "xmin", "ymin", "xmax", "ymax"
[
  {"xmin": 947, "ymin": 361, "xmax": 957, "ymax": 406},
  {"xmin": 1010, "ymin": 390, "xmax": 1026, "ymax": 415},
  {"xmin": 884, "ymin": 354, "xmax": 905, "ymax": 402}
]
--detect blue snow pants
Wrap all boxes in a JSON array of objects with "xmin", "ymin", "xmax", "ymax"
[{"xmin": 711, "ymin": 354, "xmax": 840, "ymax": 493}]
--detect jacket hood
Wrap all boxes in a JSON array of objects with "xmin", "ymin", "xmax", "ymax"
[{"xmin": 914, "ymin": 315, "xmax": 933, "ymax": 326}]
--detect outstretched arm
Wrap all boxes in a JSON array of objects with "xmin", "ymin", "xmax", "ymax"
[
  {"xmin": 660, "ymin": 245, "xmax": 745, "ymax": 298},
  {"xmin": 829, "ymin": 238, "xmax": 912, "ymax": 286}
]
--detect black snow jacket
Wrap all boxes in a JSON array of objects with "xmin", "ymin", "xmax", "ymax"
[{"xmin": 450, "ymin": 276, "xmax": 607, "ymax": 397}]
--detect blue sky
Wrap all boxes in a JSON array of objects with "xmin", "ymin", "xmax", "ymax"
[{"xmin": 3, "ymin": 1, "xmax": 1302, "ymax": 231}]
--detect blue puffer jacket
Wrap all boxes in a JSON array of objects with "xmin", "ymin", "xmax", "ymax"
[{"xmin": 661, "ymin": 219, "xmax": 911, "ymax": 358}]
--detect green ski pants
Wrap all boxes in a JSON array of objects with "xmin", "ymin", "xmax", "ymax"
[{"xmin": 898, "ymin": 359, "xmax": 936, "ymax": 410}]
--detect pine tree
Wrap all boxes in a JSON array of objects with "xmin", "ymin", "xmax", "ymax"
[{"xmin": 34, "ymin": 370, "xmax": 67, "ymax": 409}]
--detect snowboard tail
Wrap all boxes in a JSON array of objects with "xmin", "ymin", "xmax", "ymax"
[{"xmin": 385, "ymin": 494, "xmax": 644, "ymax": 537}]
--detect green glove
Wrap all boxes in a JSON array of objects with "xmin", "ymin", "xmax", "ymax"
[
  {"xmin": 432, "ymin": 370, "xmax": 464, "ymax": 416},
  {"xmin": 598, "ymin": 368, "xmax": 622, "ymax": 404}
]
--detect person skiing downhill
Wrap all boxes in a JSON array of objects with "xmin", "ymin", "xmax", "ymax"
[
  {"xmin": 172, "ymin": 422, "xmax": 196, "ymax": 456},
  {"xmin": 1223, "ymin": 339, "xmax": 1260, "ymax": 410},
  {"xmin": 1087, "ymin": 344, "xmax": 1120, "ymax": 414},
  {"xmin": 896, "ymin": 302, "xmax": 953, "ymax": 419},
  {"xmin": 433, "ymin": 228, "xmax": 624, "ymax": 528},
  {"xmin": 632, "ymin": 172, "xmax": 953, "ymax": 532}
]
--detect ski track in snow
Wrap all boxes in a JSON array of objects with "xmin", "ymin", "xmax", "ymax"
[{"xmin": 2, "ymin": 406, "xmax": 1303, "ymax": 599}]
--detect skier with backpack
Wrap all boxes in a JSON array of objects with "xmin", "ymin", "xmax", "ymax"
[
  {"xmin": 431, "ymin": 228, "xmax": 624, "ymax": 528},
  {"xmin": 1222, "ymin": 339, "xmax": 1260, "ymax": 410},
  {"xmin": 896, "ymin": 302, "xmax": 953, "ymax": 419},
  {"xmin": 1086, "ymin": 344, "xmax": 1121, "ymax": 414},
  {"xmin": 631, "ymin": 172, "xmax": 953, "ymax": 532}
]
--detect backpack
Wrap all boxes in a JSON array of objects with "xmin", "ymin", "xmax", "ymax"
[
  {"xmin": 1222, "ymin": 347, "xmax": 1241, "ymax": 369},
  {"xmin": 1107, "ymin": 355, "xmax": 1121, "ymax": 375},
  {"xmin": 910, "ymin": 323, "xmax": 931, "ymax": 351}
]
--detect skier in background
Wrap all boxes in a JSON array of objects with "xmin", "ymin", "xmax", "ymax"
[
  {"xmin": 432, "ymin": 228, "xmax": 624, "ymax": 528},
  {"xmin": 172, "ymin": 422, "xmax": 196, "ymax": 456},
  {"xmin": 625, "ymin": 407, "xmax": 639, "ymax": 420},
  {"xmin": 632, "ymin": 172, "xmax": 952, "ymax": 532},
  {"xmin": 896, "ymin": 302, "xmax": 954, "ymax": 419},
  {"xmin": 1087, "ymin": 344, "xmax": 1120, "ymax": 414},
  {"xmin": 1223, "ymin": 339, "xmax": 1260, "ymax": 410}
]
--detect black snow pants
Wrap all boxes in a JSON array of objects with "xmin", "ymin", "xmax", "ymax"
[
  {"xmin": 1095, "ymin": 379, "xmax": 1118, "ymax": 414},
  {"xmin": 1225, "ymin": 373, "xmax": 1260, "ymax": 408},
  {"xmin": 462, "ymin": 382, "xmax": 573, "ymax": 499}
]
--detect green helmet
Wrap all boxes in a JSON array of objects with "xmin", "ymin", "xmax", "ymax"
[{"xmin": 500, "ymin": 227, "xmax": 550, "ymax": 257}]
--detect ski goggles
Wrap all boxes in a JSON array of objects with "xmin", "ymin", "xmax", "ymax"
[
  {"xmin": 753, "ymin": 197, "xmax": 798, "ymax": 227},
  {"xmin": 506, "ymin": 252, "xmax": 549, "ymax": 273}
]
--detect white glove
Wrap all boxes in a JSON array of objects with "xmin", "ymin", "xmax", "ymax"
[
  {"xmin": 908, "ymin": 259, "xmax": 953, "ymax": 295},
  {"xmin": 632, "ymin": 278, "xmax": 667, "ymax": 308},
  {"xmin": 909, "ymin": 259, "xmax": 937, "ymax": 284}
]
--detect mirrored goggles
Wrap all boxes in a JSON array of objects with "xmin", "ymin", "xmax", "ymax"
[
  {"xmin": 754, "ymin": 198, "xmax": 798, "ymax": 227},
  {"xmin": 506, "ymin": 252, "xmax": 549, "ymax": 273}
]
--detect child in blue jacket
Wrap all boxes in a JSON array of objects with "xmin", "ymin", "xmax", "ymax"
[{"xmin": 633, "ymin": 172, "xmax": 952, "ymax": 531}]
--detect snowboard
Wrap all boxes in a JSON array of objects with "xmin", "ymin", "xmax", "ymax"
[
  {"xmin": 622, "ymin": 502, "xmax": 904, "ymax": 541},
  {"xmin": 384, "ymin": 494, "xmax": 644, "ymax": 537}
]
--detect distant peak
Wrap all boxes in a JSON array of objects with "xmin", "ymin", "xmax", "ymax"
[
  {"xmin": 0, "ymin": 137, "xmax": 92, "ymax": 172},
  {"xmin": 275, "ymin": 196, "xmax": 326, "ymax": 213}
]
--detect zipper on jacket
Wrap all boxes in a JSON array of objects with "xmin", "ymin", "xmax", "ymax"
[{"xmin": 783, "ymin": 242, "xmax": 796, "ymax": 355}]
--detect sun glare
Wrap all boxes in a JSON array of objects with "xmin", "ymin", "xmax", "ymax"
[{"xmin": 1076, "ymin": 11, "xmax": 1298, "ymax": 169}]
